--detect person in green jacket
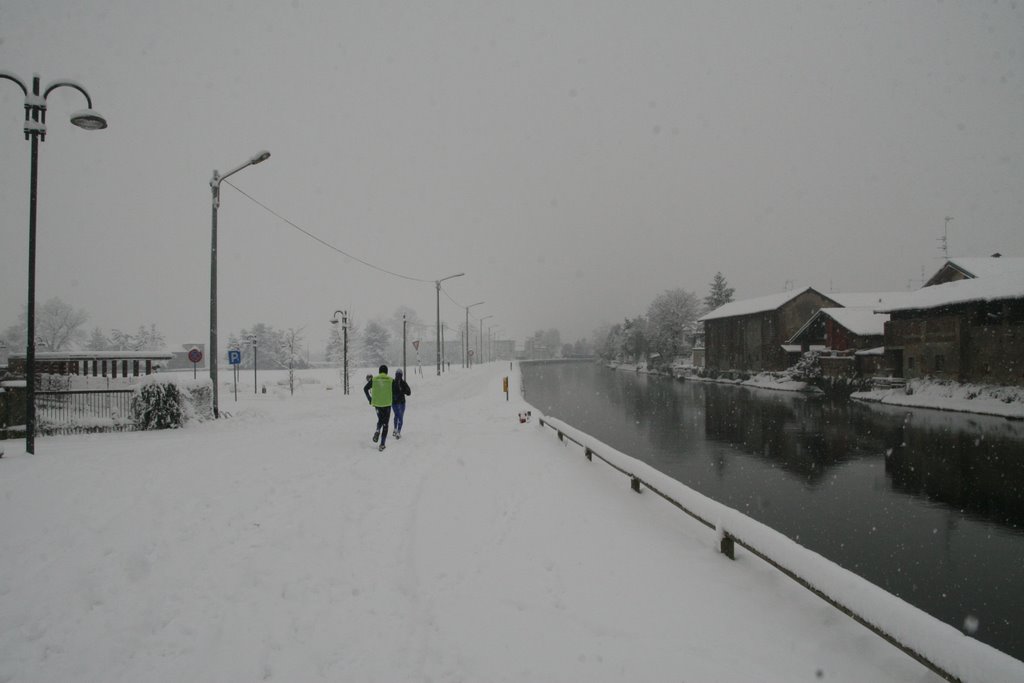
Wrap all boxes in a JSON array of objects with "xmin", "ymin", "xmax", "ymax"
[{"xmin": 363, "ymin": 365, "xmax": 393, "ymax": 452}]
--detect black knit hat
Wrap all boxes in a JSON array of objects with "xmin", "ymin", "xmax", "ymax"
[{"xmin": 379, "ymin": 365, "xmax": 388, "ymax": 374}]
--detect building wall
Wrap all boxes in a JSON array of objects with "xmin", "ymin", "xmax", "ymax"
[
  {"xmin": 885, "ymin": 317, "xmax": 963, "ymax": 381},
  {"xmin": 885, "ymin": 299, "xmax": 1024, "ymax": 385}
]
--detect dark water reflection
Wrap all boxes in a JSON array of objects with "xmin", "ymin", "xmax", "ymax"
[{"xmin": 522, "ymin": 362, "xmax": 1024, "ymax": 661}]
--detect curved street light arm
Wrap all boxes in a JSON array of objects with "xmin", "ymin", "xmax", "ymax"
[
  {"xmin": 43, "ymin": 79, "xmax": 96, "ymax": 108},
  {"xmin": 211, "ymin": 150, "xmax": 272, "ymax": 189},
  {"xmin": 0, "ymin": 71, "xmax": 28, "ymax": 96}
]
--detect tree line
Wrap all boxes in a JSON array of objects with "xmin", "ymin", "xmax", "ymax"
[
  {"xmin": 1, "ymin": 297, "xmax": 166, "ymax": 352},
  {"xmin": 591, "ymin": 272, "xmax": 734, "ymax": 368}
]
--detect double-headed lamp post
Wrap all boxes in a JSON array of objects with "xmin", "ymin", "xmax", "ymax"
[
  {"xmin": 465, "ymin": 301, "xmax": 485, "ymax": 368},
  {"xmin": 0, "ymin": 71, "xmax": 107, "ymax": 454},
  {"xmin": 329, "ymin": 310, "xmax": 349, "ymax": 394},
  {"xmin": 435, "ymin": 273, "xmax": 464, "ymax": 375},
  {"xmin": 209, "ymin": 150, "xmax": 271, "ymax": 418}
]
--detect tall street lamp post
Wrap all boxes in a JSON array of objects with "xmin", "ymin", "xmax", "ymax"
[
  {"xmin": 478, "ymin": 315, "xmax": 493, "ymax": 365},
  {"xmin": 465, "ymin": 302, "xmax": 485, "ymax": 368},
  {"xmin": 0, "ymin": 71, "xmax": 107, "ymax": 454},
  {"xmin": 435, "ymin": 273, "xmax": 464, "ymax": 375},
  {"xmin": 247, "ymin": 334, "xmax": 258, "ymax": 395},
  {"xmin": 209, "ymin": 150, "xmax": 270, "ymax": 418},
  {"xmin": 330, "ymin": 310, "xmax": 349, "ymax": 394}
]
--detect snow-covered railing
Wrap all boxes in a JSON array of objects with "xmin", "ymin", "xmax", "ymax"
[
  {"xmin": 536, "ymin": 414, "xmax": 1024, "ymax": 683},
  {"xmin": 35, "ymin": 389, "xmax": 136, "ymax": 435}
]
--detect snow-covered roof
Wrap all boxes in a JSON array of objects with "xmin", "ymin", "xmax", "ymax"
[
  {"xmin": 786, "ymin": 305, "xmax": 890, "ymax": 344},
  {"xmin": 822, "ymin": 308, "xmax": 889, "ymax": 336},
  {"xmin": 826, "ymin": 291, "xmax": 910, "ymax": 309},
  {"xmin": 8, "ymin": 350, "xmax": 174, "ymax": 360},
  {"xmin": 878, "ymin": 272, "xmax": 1024, "ymax": 313},
  {"xmin": 931, "ymin": 256, "xmax": 1024, "ymax": 282},
  {"xmin": 698, "ymin": 287, "xmax": 830, "ymax": 322},
  {"xmin": 854, "ymin": 346, "xmax": 885, "ymax": 356}
]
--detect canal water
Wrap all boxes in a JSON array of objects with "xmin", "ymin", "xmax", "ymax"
[{"xmin": 521, "ymin": 361, "xmax": 1024, "ymax": 662}]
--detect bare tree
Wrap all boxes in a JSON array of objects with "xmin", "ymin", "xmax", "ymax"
[{"xmin": 32, "ymin": 298, "xmax": 89, "ymax": 350}]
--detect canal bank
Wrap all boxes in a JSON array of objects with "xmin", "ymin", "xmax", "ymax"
[
  {"xmin": 522, "ymin": 361, "xmax": 1024, "ymax": 665},
  {"xmin": 605, "ymin": 361, "xmax": 1024, "ymax": 420}
]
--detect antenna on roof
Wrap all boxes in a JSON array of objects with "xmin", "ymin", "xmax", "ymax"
[{"xmin": 938, "ymin": 216, "xmax": 953, "ymax": 258}]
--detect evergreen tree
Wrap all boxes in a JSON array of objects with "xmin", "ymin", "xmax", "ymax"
[
  {"xmin": 136, "ymin": 323, "xmax": 165, "ymax": 350},
  {"xmin": 326, "ymin": 326, "xmax": 346, "ymax": 365},
  {"xmin": 704, "ymin": 272, "xmax": 735, "ymax": 311},
  {"xmin": 361, "ymin": 320, "xmax": 391, "ymax": 365},
  {"xmin": 110, "ymin": 328, "xmax": 134, "ymax": 351},
  {"xmin": 85, "ymin": 327, "xmax": 111, "ymax": 351}
]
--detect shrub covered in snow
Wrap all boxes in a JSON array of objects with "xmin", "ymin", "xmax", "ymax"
[
  {"xmin": 131, "ymin": 377, "xmax": 214, "ymax": 429},
  {"xmin": 132, "ymin": 382, "xmax": 186, "ymax": 429},
  {"xmin": 790, "ymin": 351, "xmax": 823, "ymax": 382}
]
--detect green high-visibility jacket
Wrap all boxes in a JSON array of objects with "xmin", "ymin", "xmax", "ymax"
[{"xmin": 370, "ymin": 374, "xmax": 393, "ymax": 407}]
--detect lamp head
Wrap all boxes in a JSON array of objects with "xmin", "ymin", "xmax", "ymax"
[
  {"xmin": 251, "ymin": 150, "xmax": 271, "ymax": 165},
  {"xmin": 70, "ymin": 109, "xmax": 107, "ymax": 130}
]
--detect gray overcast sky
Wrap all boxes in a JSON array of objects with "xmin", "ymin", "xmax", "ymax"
[{"xmin": 2, "ymin": 0, "xmax": 1022, "ymax": 352}]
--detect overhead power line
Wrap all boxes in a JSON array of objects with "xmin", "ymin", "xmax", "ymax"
[{"xmin": 224, "ymin": 180, "xmax": 434, "ymax": 284}]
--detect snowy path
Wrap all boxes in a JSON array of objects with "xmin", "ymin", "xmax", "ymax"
[{"xmin": 0, "ymin": 365, "xmax": 957, "ymax": 682}]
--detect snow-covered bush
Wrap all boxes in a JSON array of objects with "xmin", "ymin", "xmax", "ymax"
[
  {"xmin": 184, "ymin": 382, "xmax": 213, "ymax": 421},
  {"xmin": 790, "ymin": 351, "xmax": 823, "ymax": 382},
  {"xmin": 131, "ymin": 377, "xmax": 213, "ymax": 428},
  {"xmin": 132, "ymin": 382, "xmax": 186, "ymax": 429}
]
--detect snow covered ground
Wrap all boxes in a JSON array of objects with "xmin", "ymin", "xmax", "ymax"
[
  {"xmin": 852, "ymin": 378, "xmax": 1024, "ymax": 420},
  {"xmin": 1, "ymin": 364, "xmax": 1020, "ymax": 682}
]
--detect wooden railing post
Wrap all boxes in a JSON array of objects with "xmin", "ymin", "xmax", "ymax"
[{"xmin": 720, "ymin": 532, "xmax": 736, "ymax": 560}]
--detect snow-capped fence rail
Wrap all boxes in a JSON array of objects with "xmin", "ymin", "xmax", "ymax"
[
  {"xmin": 35, "ymin": 389, "xmax": 136, "ymax": 435},
  {"xmin": 536, "ymin": 414, "xmax": 1024, "ymax": 683}
]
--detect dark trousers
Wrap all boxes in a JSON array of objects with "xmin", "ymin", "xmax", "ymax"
[
  {"xmin": 375, "ymin": 406, "xmax": 391, "ymax": 443},
  {"xmin": 393, "ymin": 402, "xmax": 406, "ymax": 432}
]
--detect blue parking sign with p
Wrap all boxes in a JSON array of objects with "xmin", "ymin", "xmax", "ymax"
[{"xmin": 228, "ymin": 349, "xmax": 242, "ymax": 365}]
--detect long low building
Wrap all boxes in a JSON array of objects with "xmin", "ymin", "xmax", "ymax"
[{"xmin": 4, "ymin": 350, "xmax": 174, "ymax": 378}]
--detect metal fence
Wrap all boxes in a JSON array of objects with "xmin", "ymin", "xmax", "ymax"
[
  {"xmin": 537, "ymin": 415, "xmax": 965, "ymax": 683},
  {"xmin": 34, "ymin": 390, "xmax": 136, "ymax": 435}
]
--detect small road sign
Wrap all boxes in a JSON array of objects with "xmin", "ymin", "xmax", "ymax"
[
  {"xmin": 227, "ymin": 349, "xmax": 242, "ymax": 365},
  {"xmin": 188, "ymin": 348, "xmax": 203, "ymax": 364}
]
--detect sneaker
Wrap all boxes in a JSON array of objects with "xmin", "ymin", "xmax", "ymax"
[
  {"xmin": 378, "ymin": 443, "xmax": 386, "ymax": 452},
  {"xmin": 372, "ymin": 431, "xmax": 380, "ymax": 443},
  {"xmin": 394, "ymin": 430, "xmax": 401, "ymax": 439}
]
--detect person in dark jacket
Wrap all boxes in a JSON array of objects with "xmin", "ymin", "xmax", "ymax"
[{"xmin": 391, "ymin": 369, "xmax": 412, "ymax": 438}]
